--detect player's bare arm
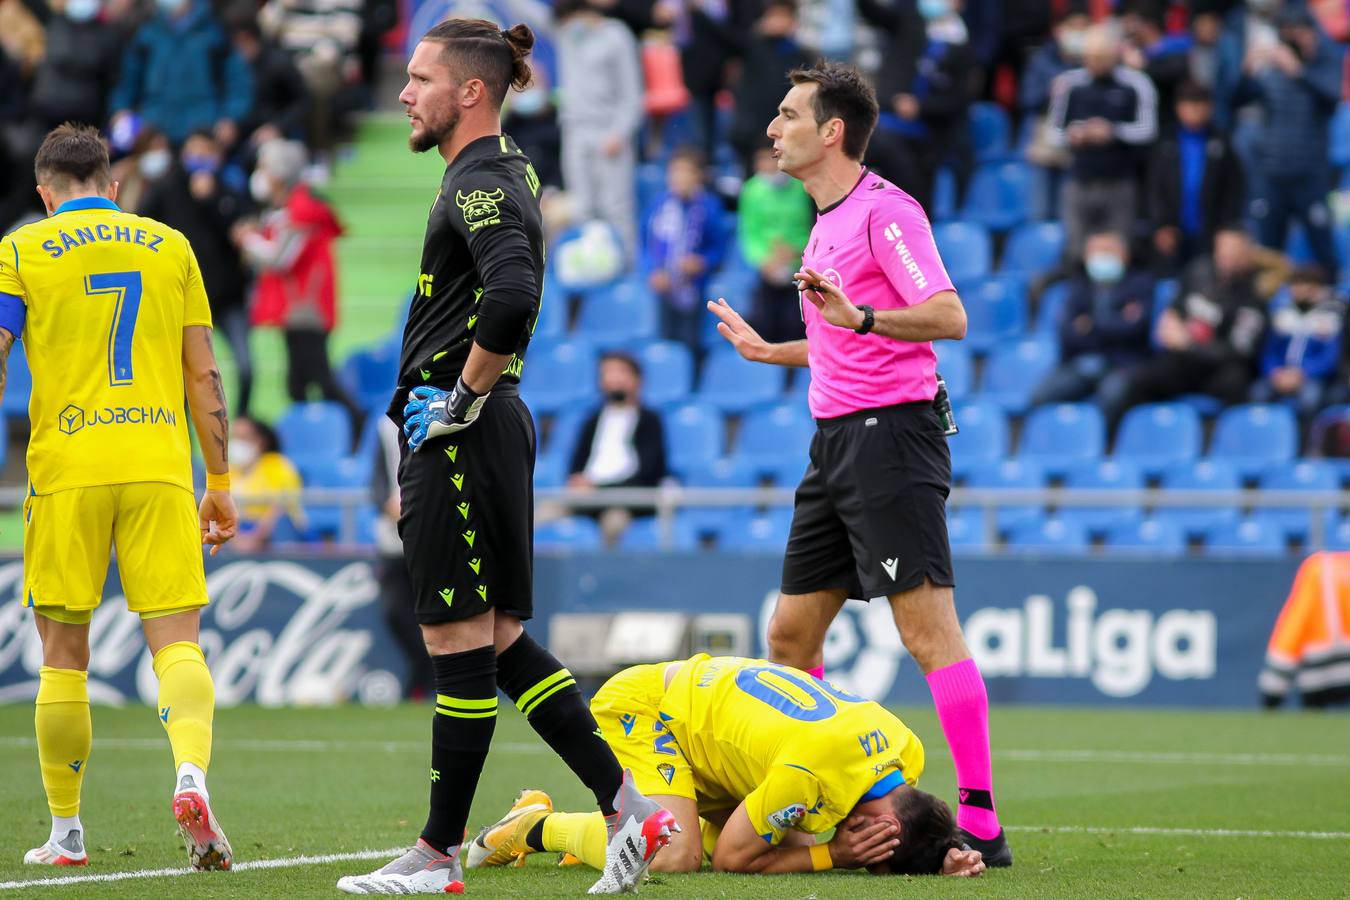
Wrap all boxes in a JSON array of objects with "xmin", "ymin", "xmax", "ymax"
[
  {"xmin": 707, "ymin": 298, "xmax": 810, "ymax": 367},
  {"xmin": 711, "ymin": 803, "xmax": 899, "ymax": 874},
  {"xmin": 796, "ymin": 266, "xmax": 967, "ymax": 342},
  {"xmin": 182, "ymin": 325, "xmax": 237, "ymax": 554},
  {"xmin": 0, "ymin": 326, "xmax": 14, "ymax": 401}
]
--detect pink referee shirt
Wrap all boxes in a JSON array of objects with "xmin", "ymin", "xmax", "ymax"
[{"xmin": 800, "ymin": 169, "xmax": 954, "ymax": 420}]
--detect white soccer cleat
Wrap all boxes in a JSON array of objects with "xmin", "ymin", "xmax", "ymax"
[
  {"xmin": 172, "ymin": 777, "xmax": 232, "ymax": 871},
  {"xmin": 465, "ymin": 788, "xmax": 553, "ymax": 868},
  {"xmin": 588, "ymin": 769, "xmax": 679, "ymax": 894},
  {"xmin": 337, "ymin": 839, "xmax": 465, "ymax": 894},
  {"xmin": 23, "ymin": 830, "xmax": 88, "ymax": 866}
]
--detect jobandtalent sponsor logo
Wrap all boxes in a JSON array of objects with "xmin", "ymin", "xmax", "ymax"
[{"xmin": 58, "ymin": 404, "xmax": 176, "ymax": 435}]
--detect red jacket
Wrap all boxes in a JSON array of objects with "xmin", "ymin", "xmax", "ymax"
[{"xmin": 250, "ymin": 184, "xmax": 344, "ymax": 332}]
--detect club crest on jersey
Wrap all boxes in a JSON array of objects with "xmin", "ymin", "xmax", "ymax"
[
  {"xmin": 768, "ymin": 803, "xmax": 807, "ymax": 831},
  {"xmin": 821, "ymin": 268, "xmax": 844, "ymax": 290},
  {"xmin": 656, "ymin": 762, "xmax": 676, "ymax": 786},
  {"xmin": 456, "ymin": 188, "xmax": 504, "ymax": 232}
]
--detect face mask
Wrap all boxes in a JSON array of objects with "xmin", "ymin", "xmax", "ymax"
[
  {"xmin": 917, "ymin": 0, "xmax": 949, "ymax": 21},
  {"xmin": 139, "ymin": 148, "xmax": 170, "ymax": 179},
  {"xmin": 182, "ymin": 154, "xmax": 218, "ymax": 175},
  {"xmin": 510, "ymin": 88, "xmax": 549, "ymax": 117},
  {"xmin": 1086, "ymin": 253, "xmax": 1125, "ymax": 284},
  {"xmin": 250, "ymin": 169, "xmax": 273, "ymax": 203},
  {"xmin": 65, "ymin": 0, "xmax": 100, "ymax": 22},
  {"xmin": 156, "ymin": 0, "xmax": 186, "ymax": 14},
  {"xmin": 605, "ymin": 389, "xmax": 631, "ymax": 404},
  {"xmin": 232, "ymin": 439, "xmax": 260, "ymax": 469},
  {"xmin": 1059, "ymin": 29, "xmax": 1086, "ymax": 57}
]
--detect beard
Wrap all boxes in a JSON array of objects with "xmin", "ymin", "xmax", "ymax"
[{"xmin": 409, "ymin": 106, "xmax": 460, "ymax": 153}]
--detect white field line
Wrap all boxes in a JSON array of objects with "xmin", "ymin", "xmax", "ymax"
[{"xmin": 1005, "ymin": 825, "xmax": 1350, "ymax": 840}]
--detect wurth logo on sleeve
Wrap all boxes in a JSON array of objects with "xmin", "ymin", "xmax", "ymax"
[{"xmin": 881, "ymin": 222, "xmax": 929, "ymax": 292}]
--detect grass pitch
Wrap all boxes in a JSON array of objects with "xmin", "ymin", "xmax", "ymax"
[{"xmin": 0, "ymin": 702, "xmax": 1347, "ymax": 898}]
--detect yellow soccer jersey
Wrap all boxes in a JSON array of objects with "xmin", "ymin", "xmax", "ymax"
[
  {"xmin": 0, "ymin": 198, "xmax": 212, "ymax": 494},
  {"xmin": 660, "ymin": 655, "xmax": 926, "ymax": 844}
]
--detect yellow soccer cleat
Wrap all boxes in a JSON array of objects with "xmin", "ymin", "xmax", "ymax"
[{"xmin": 465, "ymin": 789, "xmax": 553, "ymax": 868}]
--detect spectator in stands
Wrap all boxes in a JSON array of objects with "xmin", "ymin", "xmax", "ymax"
[
  {"xmin": 1234, "ymin": 5, "xmax": 1342, "ymax": 276},
  {"xmin": 644, "ymin": 147, "xmax": 728, "ymax": 354},
  {"xmin": 502, "ymin": 68, "xmax": 562, "ymax": 190},
  {"xmin": 229, "ymin": 415, "xmax": 304, "ymax": 551},
  {"xmin": 555, "ymin": 0, "xmax": 644, "ymax": 262},
  {"xmin": 229, "ymin": 21, "xmax": 310, "ymax": 151},
  {"xmin": 109, "ymin": 0, "xmax": 253, "ymax": 147},
  {"xmin": 566, "ymin": 352, "xmax": 668, "ymax": 544},
  {"xmin": 728, "ymin": 0, "xmax": 812, "ymax": 177},
  {"xmin": 1147, "ymin": 80, "xmax": 1244, "ymax": 271},
  {"xmin": 1031, "ymin": 230, "xmax": 1155, "ymax": 407},
  {"xmin": 24, "ymin": 0, "xmax": 124, "ymax": 132},
  {"xmin": 1120, "ymin": 0, "xmax": 1192, "ymax": 125},
  {"xmin": 1099, "ymin": 228, "xmax": 1269, "ymax": 425},
  {"xmin": 109, "ymin": 127, "xmax": 173, "ymax": 213},
  {"xmin": 860, "ymin": 0, "xmax": 977, "ymax": 212},
  {"xmin": 141, "ymin": 129, "xmax": 256, "ymax": 416},
  {"xmin": 738, "ymin": 142, "xmax": 812, "ymax": 344},
  {"xmin": 796, "ymin": 0, "xmax": 857, "ymax": 61},
  {"xmin": 651, "ymin": 0, "xmax": 746, "ymax": 160},
  {"xmin": 1018, "ymin": 2, "xmax": 1089, "ymax": 119},
  {"xmin": 1213, "ymin": 0, "xmax": 1283, "ymax": 131},
  {"xmin": 235, "ymin": 138, "xmax": 365, "ymax": 442},
  {"xmin": 1252, "ymin": 265, "xmax": 1344, "ymax": 418},
  {"xmin": 1047, "ymin": 23, "xmax": 1158, "ymax": 259},
  {"xmin": 1186, "ymin": 6, "xmax": 1223, "ymax": 90}
]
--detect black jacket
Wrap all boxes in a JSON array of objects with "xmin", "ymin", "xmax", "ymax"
[
  {"xmin": 1049, "ymin": 66, "xmax": 1159, "ymax": 181},
  {"xmin": 239, "ymin": 41, "xmax": 309, "ymax": 140},
  {"xmin": 1172, "ymin": 257, "xmax": 1268, "ymax": 366},
  {"xmin": 140, "ymin": 166, "xmax": 251, "ymax": 314},
  {"xmin": 568, "ymin": 405, "xmax": 667, "ymax": 488},
  {"xmin": 1147, "ymin": 125, "xmax": 1245, "ymax": 244},
  {"xmin": 1058, "ymin": 269, "xmax": 1155, "ymax": 365},
  {"xmin": 27, "ymin": 16, "xmax": 124, "ymax": 127}
]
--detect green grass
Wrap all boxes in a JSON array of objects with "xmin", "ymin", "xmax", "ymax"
[{"xmin": 1, "ymin": 703, "xmax": 1348, "ymax": 898}]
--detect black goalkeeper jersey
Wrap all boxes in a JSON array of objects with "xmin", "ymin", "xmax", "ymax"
[{"xmin": 391, "ymin": 133, "xmax": 545, "ymax": 419}]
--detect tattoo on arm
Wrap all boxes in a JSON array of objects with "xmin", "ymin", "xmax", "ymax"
[
  {"xmin": 0, "ymin": 329, "xmax": 13, "ymax": 400},
  {"xmin": 207, "ymin": 368, "xmax": 228, "ymax": 461}
]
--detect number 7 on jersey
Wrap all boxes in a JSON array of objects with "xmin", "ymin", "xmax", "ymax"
[{"xmin": 84, "ymin": 270, "xmax": 142, "ymax": 386}]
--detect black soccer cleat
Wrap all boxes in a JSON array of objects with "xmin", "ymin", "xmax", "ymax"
[{"xmin": 960, "ymin": 828, "xmax": 1013, "ymax": 868}]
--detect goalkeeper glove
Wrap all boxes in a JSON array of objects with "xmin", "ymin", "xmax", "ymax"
[{"xmin": 402, "ymin": 378, "xmax": 489, "ymax": 452}]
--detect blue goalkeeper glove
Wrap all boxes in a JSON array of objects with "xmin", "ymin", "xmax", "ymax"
[{"xmin": 402, "ymin": 379, "xmax": 489, "ymax": 452}]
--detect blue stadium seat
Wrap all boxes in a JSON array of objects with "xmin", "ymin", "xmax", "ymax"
[
  {"xmin": 960, "ymin": 275, "xmax": 1028, "ymax": 353},
  {"xmin": 1103, "ymin": 517, "xmax": 1187, "ymax": 556},
  {"xmin": 1204, "ymin": 517, "xmax": 1285, "ymax": 556},
  {"xmin": 339, "ymin": 341, "xmax": 400, "ymax": 413},
  {"xmin": 1005, "ymin": 516, "xmax": 1089, "ymax": 553},
  {"xmin": 1001, "ymin": 221, "xmax": 1065, "ymax": 280},
  {"xmin": 300, "ymin": 456, "xmax": 371, "ymax": 541},
  {"xmin": 519, "ymin": 340, "xmax": 597, "ymax": 415},
  {"xmin": 1018, "ymin": 403, "xmax": 1106, "ymax": 474},
  {"xmin": 980, "ymin": 335, "xmax": 1058, "ymax": 414},
  {"xmin": 694, "ymin": 348, "xmax": 786, "ymax": 413},
  {"xmin": 933, "ymin": 221, "xmax": 992, "ymax": 284},
  {"xmin": 1331, "ymin": 102, "xmax": 1350, "ymax": 167},
  {"xmin": 534, "ymin": 274, "xmax": 569, "ymax": 340},
  {"xmin": 1255, "ymin": 460, "xmax": 1340, "ymax": 541},
  {"xmin": 948, "ymin": 399, "xmax": 1009, "ymax": 481},
  {"xmin": 706, "ymin": 268, "xmax": 757, "ymax": 308},
  {"xmin": 1059, "ymin": 459, "xmax": 1145, "ymax": 535},
  {"xmin": 575, "ymin": 279, "xmax": 659, "ymax": 348},
  {"xmin": 961, "ymin": 162, "xmax": 1035, "ymax": 232},
  {"xmin": 1209, "ymin": 404, "xmax": 1299, "ymax": 480},
  {"xmin": 1155, "ymin": 459, "xmax": 1242, "ymax": 538},
  {"xmin": 736, "ymin": 403, "xmax": 815, "ymax": 475},
  {"xmin": 277, "ymin": 402, "xmax": 352, "ymax": 470},
  {"xmin": 932, "ymin": 167, "xmax": 957, "ymax": 221},
  {"xmin": 1113, "ymin": 403, "xmax": 1203, "ymax": 479},
  {"xmin": 535, "ymin": 517, "xmax": 603, "ymax": 552},
  {"xmin": 665, "ymin": 403, "xmax": 726, "ymax": 475},
  {"xmin": 1034, "ymin": 280, "xmax": 1070, "ymax": 334},
  {"xmin": 1, "ymin": 340, "xmax": 30, "ymax": 419},
  {"xmin": 947, "ymin": 507, "xmax": 993, "ymax": 551},
  {"xmin": 934, "ymin": 341, "xmax": 974, "ymax": 400},
  {"xmin": 543, "ymin": 406, "xmax": 591, "ymax": 463},
  {"xmin": 968, "ymin": 101, "xmax": 1011, "ymax": 160},
  {"xmin": 619, "ymin": 516, "xmax": 700, "ymax": 552},
  {"xmin": 637, "ymin": 341, "xmax": 694, "ymax": 408},
  {"xmin": 680, "ymin": 455, "xmax": 759, "ymax": 488},
  {"xmin": 719, "ymin": 508, "xmax": 793, "ymax": 551},
  {"xmin": 533, "ymin": 452, "xmax": 566, "ymax": 489},
  {"xmin": 964, "ymin": 458, "xmax": 1047, "ymax": 532}
]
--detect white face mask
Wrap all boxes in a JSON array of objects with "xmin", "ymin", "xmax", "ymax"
[
  {"xmin": 232, "ymin": 438, "xmax": 260, "ymax": 469},
  {"xmin": 249, "ymin": 170, "xmax": 273, "ymax": 204},
  {"xmin": 66, "ymin": 0, "xmax": 100, "ymax": 22},
  {"xmin": 139, "ymin": 148, "xmax": 170, "ymax": 179}
]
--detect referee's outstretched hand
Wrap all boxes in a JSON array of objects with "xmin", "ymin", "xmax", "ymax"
[
  {"xmin": 796, "ymin": 266, "xmax": 864, "ymax": 331},
  {"xmin": 707, "ymin": 298, "xmax": 771, "ymax": 363}
]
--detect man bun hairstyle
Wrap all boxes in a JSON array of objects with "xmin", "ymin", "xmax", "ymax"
[
  {"xmin": 34, "ymin": 122, "xmax": 111, "ymax": 190},
  {"xmin": 422, "ymin": 18, "xmax": 534, "ymax": 107},
  {"xmin": 788, "ymin": 61, "xmax": 879, "ymax": 161}
]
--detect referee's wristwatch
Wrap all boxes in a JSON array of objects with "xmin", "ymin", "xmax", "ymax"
[{"xmin": 854, "ymin": 305, "xmax": 875, "ymax": 335}]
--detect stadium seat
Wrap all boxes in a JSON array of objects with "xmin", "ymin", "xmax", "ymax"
[
  {"xmin": 933, "ymin": 221, "xmax": 992, "ymax": 284},
  {"xmin": 694, "ymin": 348, "xmax": 785, "ymax": 413},
  {"xmin": 664, "ymin": 403, "xmax": 726, "ymax": 475},
  {"xmin": 1001, "ymin": 221, "xmax": 1066, "ymax": 280},
  {"xmin": 619, "ymin": 516, "xmax": 700, "ymax": 552},
  {"xmin": 719, "ymin": 508, "xmax": 793, "ymax": 551},
  {"xmin": 533, "ymin": 451, "xmax": 566, "ymax": 490},
  {"xmin": 1113, "ymin": 403, "xmax": 1203, "ymax": 479},
  {"xmin": 961, "ymin": 161, "xmax": 1035, "ymax": 232},
  {"xmin": 300, "ymin": 456, "xmax": 371, "ymax": 542},
  {"xmin": 947, "ymin": 507, "xmax": 993, "ymax": 551},
  {"xmin": 1005, "ymin": 516, "xmax": 1090, "ymax": 553},
  {"xmin": 637, "ymin": 341, "xmax": 694, "ymax": 408},
  {"xmin": 519, "ymin": 339, "xmax": 597, "ymax": 415},
  {"xmin": 980, "ymin": 335, "xmax": 1058, "ymax": 414},
  {"xmin": 1034, "ymin": 281, "xmax": 1070, "ymax": 334},
  {"xmin": 277, "ymin": 402, "xmax": 352, "ymax": 470},
  {"xmin": 968, "ymin": 101, "xmax": 1011, "ymax": 160},
  {"xmin": 960, "ymin": 275, "xmax": 1028, "ymax": 353},
  {"xmin": 1018, "ymin": 403, "xmax": 1106, "ymax": 474},
  {"xmin": 1323, "ymin": 513, "xmax": 1350, "ymax": 550},
  {"xmin": 543, "ymin": 406, "xmax": 591, "ymax": 464},
  {"xmin": 533, "ymin": 275, "xmax": 569, "ymax": 340},
  {"xmin": 575, "ymin": 279, "xmax": 659, "ymax": 347},
  {"xmin": 534, "ymin": 516, "xmax": 604, "ymax": 552},
  {"xmin": 1103, "ymin": 517, "xmax": 1187, "ymax": 557},
  {"xmin": 339, "ymin": 341, "xmax": 399, "ymax": 413},
  {"xmin": 1209, "ymin": 404, "xmax": 1298, "ymax": 480},
  {"xmin": 1, "ymin": 340, "xmax": 30, "ymax": 419},
  {"xmin": 948, "ymin": 399, "xmax": 1009, "ymax": 481},
  {"xmin": 1254, "ymin": 460, "xmax": 1340, "ymax": 541},
  {"xmin": 1059, "ymin": 459, "xmax": 1145, "ymax": 535},
  {"xmin": 736, "ymin": 403, "xmax": 815, "ymax": 476},
  {"xmin": 680, "ymin": 455, "xmax": 760, "ymax": 488},
  {"xmin": 1155, "ymin": 459, "xmax": 1242, "ymax": 538},
  {"xmin": 964, "ymin": 458, "xmax": 1047, "ymax": 532},
  {"xmin": 706, "ymin": 267, "xmax": 757, "ymax": 308},
  {"xmin": 932, "ymin": 167, "xmax": 957, "ymax": 221},
  {"xmin": 1204, "ymin": 517, "xmax": 1286, "ymax": 556},
  {"xmin": 1331, "ymin": 101, "xmax": 1350, "ymax": 168},
  {"xmin": 934, "ymin": 341, "xmax": 974, "ymax": 400}
]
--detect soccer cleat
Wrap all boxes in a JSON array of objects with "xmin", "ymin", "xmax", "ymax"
[
  {"xmin": 465, "ymin": 789, "xmax": 553, "ymax": 868},
  {"xmin": 959, "ymin": 828, "xmax": 1013, "ymax": 868},
  {"xmin": 336, "ymin": 839, "xmax": 465, "ymax": 894},
  {"xmin": 173, "ymin": 777, "xmax": 232, "ymax": 871},
  {"xmin": 23, "ymin": 830, "xmax": 88, "ymax": 866},
  {"xmin": 588, "ymin": 769, "xmax": 679, "ymax": 894}
]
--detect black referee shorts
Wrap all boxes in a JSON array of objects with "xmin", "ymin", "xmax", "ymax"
[
  {"xmin": 780, "ymin": 401, "xmax": 954, "ymax": 600},
  {"xmin": 397, "ymin": 386, "xmax": 535, "ymax": 625}
]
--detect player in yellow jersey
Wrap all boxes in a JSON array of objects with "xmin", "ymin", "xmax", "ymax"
[
  {"xmin": 0, "ymin": 124, "xmax": 238, "ymax": 871},
  {"xmin": 468, "ymin": 655, "xmax": 986, "ymax": 882}
]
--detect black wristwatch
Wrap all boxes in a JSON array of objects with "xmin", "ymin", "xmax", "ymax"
[{"xmin": 854, "ymin": 305, "xmax": 875, "ymax": 335}]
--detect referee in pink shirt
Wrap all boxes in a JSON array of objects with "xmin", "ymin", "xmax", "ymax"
[{"xmin": 709, "ymin": 61, "xmax": 1010, "ymax": 867}]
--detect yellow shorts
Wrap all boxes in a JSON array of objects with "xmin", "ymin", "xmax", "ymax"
[
  {"xmin": 23, "ymin": 482, "xmax": 209, "ymax": 625},
  {"xmin": 591, "ymin": 663, "xmax": 697, "ymax": 802}
]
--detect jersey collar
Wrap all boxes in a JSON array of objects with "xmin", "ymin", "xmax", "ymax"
[
  {"xmin": 447, "ymin": 133, "xmax": 520, "ymax": 173},
  {"xmin": 859, "ymin": 768, "xmax": 906, "ymax": 802},
  {"xmin": 816, "ymin": 167, "xmax": 869, "ymax": 216},
  {"xmin": 54, "ymin": 197, "xmax": 121, "ymax": 215}
]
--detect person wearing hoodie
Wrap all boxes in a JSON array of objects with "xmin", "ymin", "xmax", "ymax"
[{"xmin": 1252, "ymin": 265, "xmax": 1344, "ymax": 418}]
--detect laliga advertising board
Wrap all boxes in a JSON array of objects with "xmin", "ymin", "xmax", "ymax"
[{"xmin": 0, "ymin": 554, "xmax": 1299, "ymax": 708}]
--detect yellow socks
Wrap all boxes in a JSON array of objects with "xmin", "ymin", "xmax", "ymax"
[
  {"xmin": 152, "ymin": 642, "xmax": 214, "ymax": 774},
  {"xmin": 35, "ymin": 667, "xmax": 91, "ymax": 818},
  {"xmin": 542, "ymin": 812, "xmax": 609, "ymax": 869}
]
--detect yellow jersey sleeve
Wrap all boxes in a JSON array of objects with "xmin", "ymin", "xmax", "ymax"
[
  {"xmin": 742, "ymin": 764, "xmax": 824, "ymax": 845},
  {"xmin": 0, "ymin": 234, "xmax": 22, "ymax": 300},
  {"xmin": 183, "ymin": 242, "xmax": 212, "ymax": 328}
]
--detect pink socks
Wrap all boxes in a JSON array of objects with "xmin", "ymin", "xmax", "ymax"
[{"xmin": 926, "ymin": 658, "xmax": 1000, "ymax": 840}]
